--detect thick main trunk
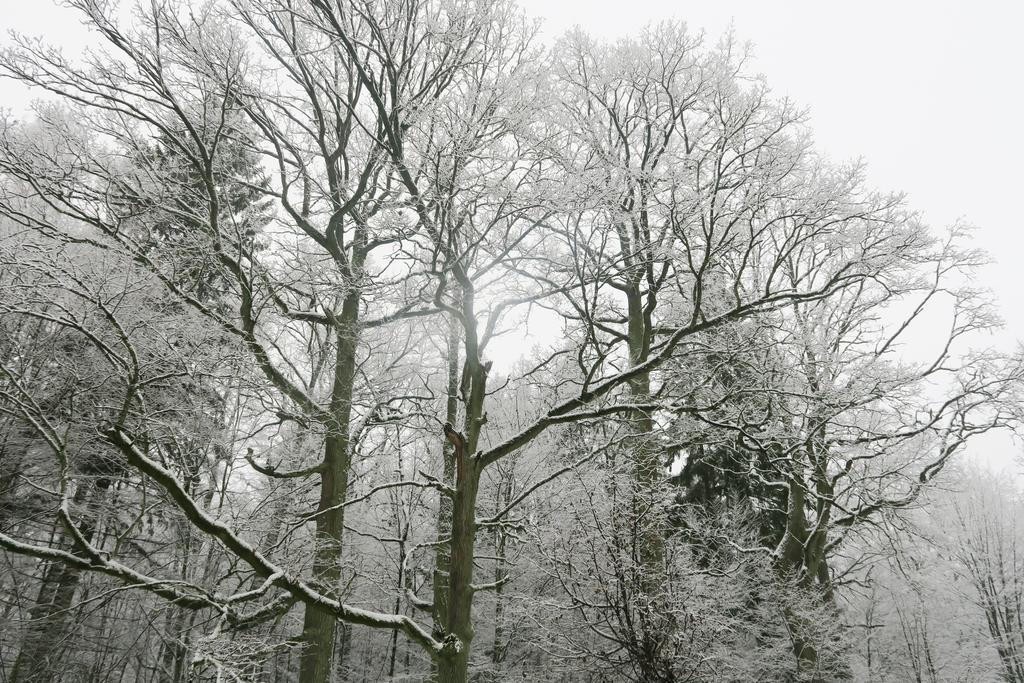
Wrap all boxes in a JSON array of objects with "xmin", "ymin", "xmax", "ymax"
[
  {"xmin": 777, "ymin": 468, "xmax": 819, "ymax": 675},
  {"xmin": 437, "ymin": 461, "xmax": 480, "ymax": 683},
  {"xmin": 298, "ymin": 297, "xmax": 359, "ymax": 683},
  {"xmin": 433, "ymin": 316, "xmax": 460, "ymax": 642},
  {"xmin": 776, "ymin": 439, "xmax": 849, "ymax": 681},
  {"xmin": 437, "ymin": 314, "xmax": 487, "ymax": 683},
  {"xmin": 625, "ymin": 289, "xmax": 664, "ymax": 587},
  {"xmin": 617, "ymin": 287, "xmax": 672, "ymax": 681}
]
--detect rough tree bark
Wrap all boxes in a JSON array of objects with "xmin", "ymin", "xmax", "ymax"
[{"xmin": 298, "ymin": 291, "xmax": 361, "ymax": 683}]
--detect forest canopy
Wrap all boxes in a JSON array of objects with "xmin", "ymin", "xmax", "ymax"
[{"xmin": 1, "ymin": 1, "xmax": 1022, "ymax": 681}]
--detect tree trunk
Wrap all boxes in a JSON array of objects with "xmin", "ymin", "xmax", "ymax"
[
  {"xmin": 625, "ymin": 288, "xmax": 663, "ymax": 581},
  {"xmin": 434, "ymin": 316, "xmax": 460, "ymax": 635},
  {"xmin": 436, "ymin": 461, "xmax": 480, "ymax": 683},
  {"xmin": 298, "ymin": 294, "xmax": 360, "ymax": 683},
  {"xmin": 437, "ymin": 310, "xmax": 488, "ymax": 683},
  {"xmin": 775, "ymin": 421, "xmax": 850, "ymax": 681}
]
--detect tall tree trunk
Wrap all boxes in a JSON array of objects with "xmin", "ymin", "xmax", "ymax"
[
  {"xmin": 777, "ymin": 461, "xmax": 820, "ymax": 675},
  {"xmin": 433, "ymin": 314, "xmax": 461, "ymax": 650},
  {"xmin": 436, "ymin": 461, "xmax": 481, "ymax": 683},
  {"xmin": 621, "ymin": 286, "xmax": 673, "ymax": 681},
  {"xmin": 624, "ymin": 288, "xmax": 663, "ymax": 581},
  {"xmin": 298, "ymin": 293, "xmax": 360, "ymax": 683},
  {"xmin": 437, "ymin": 302, "xmax": 488, "ymax": 683}
]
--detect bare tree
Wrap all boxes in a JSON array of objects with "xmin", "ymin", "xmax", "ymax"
[
  {"xmin": 1, "ymin": 4, "xmax": 1021, "ymax": 683},
  {"xmin": 952, "ymin": 471, "xmax": 1024, "ymax": 682}
]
